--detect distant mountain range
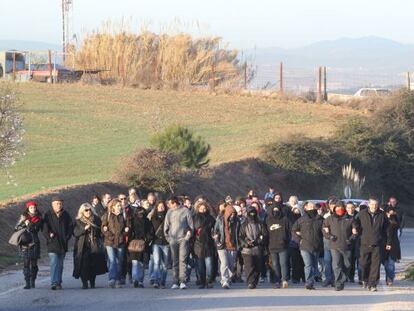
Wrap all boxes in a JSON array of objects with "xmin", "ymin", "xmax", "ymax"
[
  {"xmin": 0, "ymin": 40, "xmax": 60, "ymax": 52},
  {"xmin": 250, "ymin": 36, "xmax": 414, "ymax": 69},
  {"xmin": 247, "ymin": 36, "xmax": 414, "ymax": 91},
  {"xmin": 1, "ymin": 37, "xmax": 413, "ymax": 92}
]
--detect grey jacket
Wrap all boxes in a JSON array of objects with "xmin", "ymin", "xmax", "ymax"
[{"xmin": 164, "ymin": 206, "xmax": 194, "ymax": 242}]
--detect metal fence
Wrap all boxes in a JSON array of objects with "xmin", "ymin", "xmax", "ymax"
[{"xmin": 250, "ymin": 62, "xmax": 412, "ymax": 95}]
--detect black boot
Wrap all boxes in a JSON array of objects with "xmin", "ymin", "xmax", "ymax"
[
  {"xmin": 90, "ymin": 277, "xmax": 96, "ymax": 289},
  {"xmin": 24, "ymin": 279, "xmax": 31, "ymax": 290},
  {"xmin": 82, "ymin": 280, "xmax": 88, "ymax": 289},
  {"xmin": 31, "ymin": 264, "xmax": 38, "ymax": 288}
]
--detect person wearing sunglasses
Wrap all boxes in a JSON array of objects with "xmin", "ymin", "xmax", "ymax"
[
  {"xmin": 73, "ymin": 203, "xmax": 107, "ymax": 289},
  {"xmin": 119, "ymin": 193, "xmax": 133, "ymax": 285}
]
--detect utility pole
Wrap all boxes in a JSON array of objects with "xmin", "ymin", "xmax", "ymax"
[
  {"xmin": 244, "ymin": 62, "xmax": 247, "ymax": 89},
  {"xmin": 317, "ymin": 66, "xmax": 322, "ymax": 102},
  {"xmin": 62, "ymin": 0, "xmax": 73, "ymax": 63},
  {"xmin": 408, "ymin": 72, "xmax": 411, "ymax": 91}
]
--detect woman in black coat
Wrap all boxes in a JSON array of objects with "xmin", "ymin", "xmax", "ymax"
[
  {"xmin": 193, "ymin": 202, "xmax": 216, "ymax": 289},
  {"xmin": 383, "ymin": 206, "xmax": 401, "ymax": 286},
  {"xmin": 73, "ymin": 203, "xmax": 107, "ymax": 289},
  {"xmin": 128, "ymin": 206, "xmax": 154, "ymax": 288},
  {"xmin": 15, "ymin": 201, "xmax": 43, "ymax": 289}
]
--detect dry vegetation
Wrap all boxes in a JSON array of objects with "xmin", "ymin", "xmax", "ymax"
[
  {"xmin": 328, "ymin": 93, "xmax": 387, "ymax": 111},
  {"xmin": 73, "ymin": 22, "xmax": 243, "ymax": 89}
]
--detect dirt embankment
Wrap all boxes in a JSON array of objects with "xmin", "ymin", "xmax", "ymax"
[
  {"xmin": 0, "ymin": 158, "xmax": 317, "ymax": 267},
  {"xmin": 0, "ymin": 182, "xmax": 128, "ymax": 262}
]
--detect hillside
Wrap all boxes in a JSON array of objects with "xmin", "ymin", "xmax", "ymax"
[{"xmin": 0, "ymin": 82, "xmax": 359, "ymax": 202}]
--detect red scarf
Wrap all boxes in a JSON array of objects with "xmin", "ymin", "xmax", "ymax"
[{"xmin": 26, "ymin": 212, "xmax": 41, "ymax": 224}]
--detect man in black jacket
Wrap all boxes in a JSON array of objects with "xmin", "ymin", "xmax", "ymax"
[
  {"xmin": 265, "ymin": 203, "xmax": 291, "ymax": 288},
  {"xmin": 292, "ymin": 202, "xmax": 324, "ymax": 290},
  {"xmin": 323, "ymin": 201, "xmax": 358, "ymax": 291},
  {"xmin": 43, "ymin": 196, "xmax": 73, "ymax": 290},
  {"xmin": 358, "ymin": 198, "xmax": 391, "ymax": 292}
]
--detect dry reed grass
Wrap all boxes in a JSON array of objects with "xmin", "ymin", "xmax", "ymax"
[{"xmin": 73, "ymin": 21, "xmax": 242, "ymax": 89}]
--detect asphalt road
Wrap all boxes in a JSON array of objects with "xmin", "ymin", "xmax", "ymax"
[{"xmin": 1, "ymin": 229, "xmax": 414, "ymax": 311}]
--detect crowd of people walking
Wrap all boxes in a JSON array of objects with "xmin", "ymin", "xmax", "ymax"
[{"xmin": 13, "ymin": 187, "xmax": 403, "ymax": 293}]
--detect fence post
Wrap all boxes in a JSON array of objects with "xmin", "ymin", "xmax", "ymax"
[
  {"xmin": 12, "ymin": 52, "xmax": 16, "ymax": 81},
  {"xmin": 323, "ymin": 66, "xmax": 328, "ymax": 101},
  {"xmin": 244, "ymin": 62, "xmax": 247, "ymax": 90},
  {"xmin": 408, "ymin": 72, "xmax": 411, "ymax": 91},
  {"xmin": 211, "ymin": 62, "xmax": 216, "ymax": 92},
  {"xmin": 48, "ymin": 50, "xmax": 53, "ymax": 83},
  {"xmin": 280, "ymin": 62, "xmax": 284, "ymax": 95},
  {"xmin": 317, "ymin": 66, "xmax": 322, "ymax": 102},
  {"xmin": 28, "ymin": 52, "xmax": 31, "ymax": 80}
]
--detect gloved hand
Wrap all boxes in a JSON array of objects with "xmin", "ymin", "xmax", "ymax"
[{"xmin": 329, "ymin": 235, "xmax": 337, "ymax": 242}]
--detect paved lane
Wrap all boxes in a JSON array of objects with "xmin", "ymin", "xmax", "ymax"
[{"xmin": 1, "ymin": 230, "xmax": 414, "ymax": 311}]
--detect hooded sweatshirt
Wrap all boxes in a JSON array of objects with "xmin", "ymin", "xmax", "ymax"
[
  {"xmin": 265, "ymin": 207, "xmax": 291, "ymax": 252},
  {"xmin": 164, "ymin": 205, "xmax": 194, "ymax": 242}
]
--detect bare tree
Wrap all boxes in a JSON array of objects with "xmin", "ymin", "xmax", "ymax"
[{"xmin": 0, "ymin": 84, "xmax": 24, "ymax": 175}]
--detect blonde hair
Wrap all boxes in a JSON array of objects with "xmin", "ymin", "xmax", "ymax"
[
  {"xmin": 76, "ymin": 203, "xmax": 93, "ymax": 220},
  {"xmin": 108, "ymin": 199, "xmax": 122, "ymax": 214},
  {"xmin": 141, "ymin": 199, "xmax": 149, "ymax": 209}
]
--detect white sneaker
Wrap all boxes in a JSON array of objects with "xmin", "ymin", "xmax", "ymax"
[
  {"xmin": 171, "ymin": 284, "xmax": 180, "ymax": 289},
  {"xmin": 222, "ymin": 282, "xmax": 230, "ymax": 289},
  {"xmin": 179, "ymin": 283, "xmax": 187, "ymax": 289}
]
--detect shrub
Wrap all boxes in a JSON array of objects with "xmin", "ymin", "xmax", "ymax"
[
  {"xmin": 114, "ymin": 148, "xmax": 181, "ymax": 194},
  {"xmin": 150, "ymin": 125, "xmax": 210, "ymax": 169},
  {"xmin": 261, "ymin": 136, "xmax": 340, "ymax": 177},
  {"xmin": 333, "ymin": 91, "xmax": 414, "ymax": 200},
  {"xmin": 0, "ymin": 84, "xmax": 24, "ymax": 170},
  {"xmin": 260, "ymin": 90, "xmax": 414, "ymax": 201}
]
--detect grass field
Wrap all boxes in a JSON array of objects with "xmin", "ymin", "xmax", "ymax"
[{"xmin": 0, "ymin": 83, "xmax": 360, "ymax": 202}]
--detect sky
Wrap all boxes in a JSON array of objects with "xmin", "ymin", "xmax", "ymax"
[{"xmin": 1, "ymin": 0, "xmax": 413, "ymax": 50}]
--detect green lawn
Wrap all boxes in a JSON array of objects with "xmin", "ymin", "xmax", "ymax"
[{"xmin": 0, "ymin": 83, "xmax": 358, "ymax": 202}]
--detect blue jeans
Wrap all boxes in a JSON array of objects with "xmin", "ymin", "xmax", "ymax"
[
  {"xmin": 148, "ymin": 254, "xmax": 155, "ymax": 281},
  {"xmin": 383, "ymin": 258, "xmax": 395, "ymax": 282},
  {"xmin": 48, "ymin": 253, "xmax": 65, "ymax": 286},
  {"xmin": 132, "ymin": 260, "xmax": 144, "ymax": 283},
  {"xmin": 300, "ymin": 250, "xmax": 319, "ymax": 286},
  {"xmin": 106, "ymin": 246, "xmax": 125, "ymax": 281},
  {"xmin": 323, "ymin": 241, "xmax": 333, "ymax": 283},
  {"xmin": 197, "ymin": 256, "xmax": 213, "ymax": 284},
  {"xmin": 153, "ymin": 244, "xmax": 169, "ymax": 285},
  {"xmin": 270, "ymin": 250, "xmax": 289, "ymax": 283}
]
